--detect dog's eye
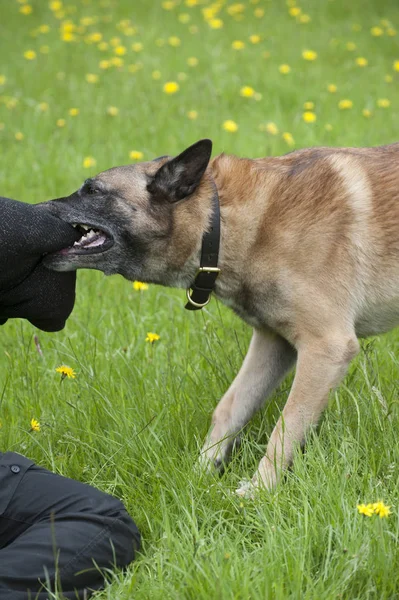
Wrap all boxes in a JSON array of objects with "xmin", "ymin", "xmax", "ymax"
[{"xmin": 87, "ymin": 185, "xmax": 99, "ymax": 195}]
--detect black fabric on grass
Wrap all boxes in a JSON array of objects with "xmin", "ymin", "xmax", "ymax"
[{"xmin": 0, "ymin": 452, "xmax": 140, "ymax": 599}]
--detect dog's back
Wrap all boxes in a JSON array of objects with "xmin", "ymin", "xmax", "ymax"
[{"xmin": 211, "ymin": 143, "xmax": 399, "ymax": 337}]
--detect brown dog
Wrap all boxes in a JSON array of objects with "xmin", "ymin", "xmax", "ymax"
[{"xmin": 44, "ymin": 139, "xmax": 399, "ymax": 495}]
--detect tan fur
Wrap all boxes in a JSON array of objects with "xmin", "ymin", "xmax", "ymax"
[{"xmin": 45, "ymin": 142, "xmax": 399, "ymax": 496}]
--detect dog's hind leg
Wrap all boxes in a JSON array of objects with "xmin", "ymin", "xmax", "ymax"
[
  {"xmin": 200, "ymin": 329, "xmax": 296, "ymax": 472},
  {"xmin": 238, "ymin": 329, "xmax": 359, "ymax": 495}
]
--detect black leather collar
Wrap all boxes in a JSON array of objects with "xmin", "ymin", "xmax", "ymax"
[{"xmin": 185, "ymin": 181, "xmax": 221, "ymax": 310}]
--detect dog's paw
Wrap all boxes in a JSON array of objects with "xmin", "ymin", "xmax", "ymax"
[{"xmin": 235, "ymin": 478, "xmax": 258, "ymax": 499}]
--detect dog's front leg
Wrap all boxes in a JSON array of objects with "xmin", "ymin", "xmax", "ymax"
[
  {"xmin": 200, "ymin": 329, "xmax": 296, "ymax": 471},
  {"xmin": 238, "ymin": 330, "xmax": 359, "ymax": 495}
]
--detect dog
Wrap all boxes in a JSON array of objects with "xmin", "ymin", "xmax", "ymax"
[{"xmin": 43, "ymin": 139, "xmax": 399, "ymax": 496}]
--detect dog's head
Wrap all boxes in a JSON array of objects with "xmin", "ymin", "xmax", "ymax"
[{"xmin": 43, "ymin": 139, "xmax": 213, "ymax": 285}]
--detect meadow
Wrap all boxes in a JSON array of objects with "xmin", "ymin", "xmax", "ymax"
[{"xmin": 1, "ymin": 0, "xmax": 399, "ymax": 597}]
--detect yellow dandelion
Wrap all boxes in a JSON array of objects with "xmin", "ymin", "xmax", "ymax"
[
  {"xmin": 0, "ymin": 75, "xmax": 6, "ymax": 85},
  {"xmin": 327, "ymin": 83, "xmax": 337, "ymax": 93},
  {"xmin": 162, "ymin": 0, "xmax": 176, "ymax": 9},
  {"xmin": 56, "ymin": 118, "xmax": 66, "ymax": 127},
  {"xmin": 385, "ymin": 75, "xmax": 393, "ymax": 83},
  {"xmin": 82, "ymin": 156, "xmax": 96, "ymax": 169},
  {"xmin": 129, "ymin": 150, "xmax": 143, "ymax": 160},
  {"xmin": 15, "ymin": 132, "xmax": 24, "ymax": 141},
  {"xmin": 61, "ymin": 32, "xmax": 76, "ymax": 42},
  {"xmin": 254, "ymin": 8, "xmax": 264, "ymax": 17},
  {"xmin": 86, "ymin": 32, "xmax": 102, "ymax": 43},
  {"xmin": 299, "ymin": 14, "xmax": 311, "ymax": 23},
  {"xmin": 152, "ymin": 70, "xmax": 161, "ymax": 80},
  {"xmin": 338, "ymin": 99, "xmax": 353, "ymax": 110},
  {"xmin": 133, "ymin": 281, "xmax": 149, "ymax": 291},
  {"xmin": 55, "ymin": 365, "xmax": 76, "ymax": 380},
  {"xmin": 163, "ymin": 81, "xmax": 179, "ymax": 94},
  {"xmin": 185, "ymin": 0, "xmax": 198, "ymax": 5},
  {"xmin": 371, "ymin": 26, "xmax": 383, "ymax": 36},
  {"xmin": 128, "ymin": 63, "xmax": 141, "ymax": 73},
  {"xmin": 362, "ymin": 109, "xmax": 372, "ymax": 117},
  {"xmin": 357, "ymin": 503, "xmax": 374, "ymax": 517},
  {"xmin": 325, "ymin": 123, "xmax": 333, "ymax": 131},
  {"xmin": 178, "ymin": 13, "xmax": 190, "ymax": 24},
  {"xmin": 107, "ymin": 106, "xmax": 119, "ymax": 116},
  {"xmin": 24, "ymin": 50, "xmax": 36, "ymax": 60},
  {"xmin": 302, "ymin": 49, "xmax": 317, "ymax": 61},
  {"xmin": 85, "ymin": 73, "xmax": 99, "ymax": 83},
  {"xmin": 187, "ymin": 57, "xmax": 198, "ymax": 67},
  {"xmin": 346, "ymin": 42, "xmax": 357, "ymax": 51},
  {"xmin": 282, "ymin": 132, "xmax": 294, "ymax": 146},
  {"xmin": 372, "ymin": 501, "xmax": 391, "ymax": 518},
  {"xmin": 38, "ymin": 24, "xmax": 50, "ymax": 33},
  {"xmin": 20, "ymin": 4, "xmax": 33, "ymax": 15},
  {"xmin": 111, "ymin": 57, "xmax": 124, "ymax": 68},
  {"xmin": 168, "ymin": 36, "xmax": 181, "ymax": 47},
  {"xmin": 99, "ymin": 60, "xmax": 110, "ymax": 69},
  {"xmin": 249, "ymin": 34, "xmax": 261, "ymax": 44},
  {"xmin": 377, "ymin": 98, "xmax": 390, "ymax": 108},
  {"xmin": 232, "ymin": 40, "xmax": 245, "ymax": 50},
  {"xmin": 289, "ymin": 7, "xmax": 301, "ymax": 16},
  {"xmin": 132, "ymin": 42, "xmax": 143, "ymax": 52},
  {"xmin": 146, "ymin": 332, "xmax": 160, "ymax": 343},
  {"xmin": 356, "ymin": 57, "xmax": 368, "ymax": 67},
  {"xmin": 68, "ymin": 107, "xmax": 79, "ymax": 116},
  {"xmin": 38, "ymin": 102, "xmax": 49, "ymax": 111},
  {"xmin": 50, "ymin": 0, "xmax": 62, "ymax": 11},
  {"xmin": 393, "ymin": 60, "xmax": 399, "ymax": 72},
  {"xmin": 240, "ymin": 86, "xmax": 255, "ymax": 98},
  {"xmin": 187, "ymin": 110, "xmax": 198, "ymax": 120},
  {"xmin": 302, "ymin": 111, "xmax": 316, "ymax": 123},
  {"xmin": 30, "ymin": 418, "xmax": 40, "ymax": 432},
  {"xmin": 6, "ymin": 98, "xmax": 18, "ymax": 110},
  {"xmin": 387, "ymin": 28, "xmax": 397, "ymax": 37},
  {"xmin": 223, "ymin": 120, "xmax": 238, "ymax": 133},
  {"xmin": 303, "ymin": 101, "xmax": 315, "ymax": 110},
  {"xmin": 209, "ymin": 18, "xmax": 223, "ymax": 29},
  {"xmin": 110, "ymin": 37, "xmax": 121, "ymax": 47},
  {"xmin": 279, "ymin": 64, "xmax": 291, "ymax": 74},
  {"xmin": 227, "ymin": 3, "xmax": 245, "ymax": 16},
  {"xmin": 114, "ymin": 45, "xmax": 126, "ymax": 56},
  {"xmin": 266, "ymin": 122, "xmax": 279, "ymax": 135},
  {"xmin": 98, "ymin": 41, "xmax": 109, "ymax": 51}
]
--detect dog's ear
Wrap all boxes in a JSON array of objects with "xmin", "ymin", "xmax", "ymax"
[{"xmin": 147, "ymin": 139, "xmax": 212, "ymax": 202}]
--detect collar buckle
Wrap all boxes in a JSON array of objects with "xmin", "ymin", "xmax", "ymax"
[
  {"xmin": 186, "ymin": 267, "xmax": 221, "ymax": 309},
  {"xmin": 184, "ymin": 180, "xmax": 221, "ymax": 312}
]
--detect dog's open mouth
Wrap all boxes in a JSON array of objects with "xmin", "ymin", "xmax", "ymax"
[{"xmin": 57, "ymin": 224, "xmax": 114, "ymax": 255}]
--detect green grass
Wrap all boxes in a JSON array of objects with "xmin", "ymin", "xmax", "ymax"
[{"xmin": 1, "ymin": 0, "xmax": 399, "ymax": 598}]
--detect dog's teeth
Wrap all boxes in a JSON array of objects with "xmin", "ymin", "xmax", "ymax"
[
  {"xmin": 72, "ymin": 223, "xmax": 78, "ymax": 228},
  {"xmin": 82, "ymin": 225, "xmax": 89, "ymax": 231}
]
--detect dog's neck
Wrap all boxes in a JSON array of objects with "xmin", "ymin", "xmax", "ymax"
[{"xmin": 208, "ymin": 155, "xmax": 263, "ymax": 303}]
